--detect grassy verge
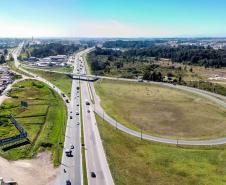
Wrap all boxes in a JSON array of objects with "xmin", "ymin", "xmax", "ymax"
[
  {"xmin": 24, "ymin": 68, "xmax": 72, "ymax": 97},
  {"xmin": 80, "ymin": 83, "xmax": 88, "ymax": 185},
  {"xmin": 96, "ymin": 114, "xmax": 226, "ymax": 185},
  {"xmin": 82, "ymin": 53, "xmax": 91, "ymax": 75},
  {"xmin": 95, "ymin": 79, "xmax": 226, "ymax": 140},
  {"xmin": 0, "ymin": 79, "xmax": 67, "ymax": 166},
  {"xmin": 21, "ymin": 65, "xmax": 73, "ymax": 73},
  {"xmin": 7, "ymin": 61, "xmax": 33, "ymax": 77}
]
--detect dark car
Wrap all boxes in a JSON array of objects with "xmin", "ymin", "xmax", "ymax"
[
  {"xmin": 70, "ymin": 116, "xmax": 73, "ymax": 119},
  {"xmin": 66, "ymin": 180, "xmax": 71, "ymax": 185},
  {"xmin": 91, "ymin": 172, "xmax": 96, "ymax": 178}
]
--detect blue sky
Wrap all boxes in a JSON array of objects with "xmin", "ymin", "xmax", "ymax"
[{"xmin": 0, "ymin": 0, "xmax": 226, "ymax": 37}]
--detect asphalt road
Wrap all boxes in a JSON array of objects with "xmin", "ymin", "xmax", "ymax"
[{"xmin": 12, "ymin": 44, "xmax": 83, "ymax": 185}]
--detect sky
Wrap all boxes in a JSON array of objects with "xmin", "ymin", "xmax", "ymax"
[{"xmin": 0, "ymin": 0, "xmax": 226, "ymax": 38}]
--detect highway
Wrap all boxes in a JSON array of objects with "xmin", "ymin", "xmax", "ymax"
[
  {"xmin": 13, "ymin": 44, "xmax": 115, "ymax": 185},
  {"xmin": 12, "ymin": 44, "xmax": 83, "ymax": 185},
  {"xmin": 77, "ymin": 51, "xmax": 115, "ymax": 185}
]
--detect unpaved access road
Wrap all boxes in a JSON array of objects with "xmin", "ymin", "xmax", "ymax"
[{"xmin": 0, "ymin": 152, "xmax": 59, "ymax": 185}]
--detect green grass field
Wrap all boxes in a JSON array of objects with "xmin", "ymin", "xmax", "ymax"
[
  {"xmin": 0, "ymin": 80, "xmax": 67, "ymax": 166},
  {"xmin": 43, "ymin": 66, "xmax": 73, "ymax": 73},
  {"xmin": 96, "ymin": 114, "xmax": 226, "ymax": 185},
  {"xmin": 95, "ymin": 79, "xmax": 226, "ymax": 139},
  {"xmin": 25, "ymin": 68, "xmax": 72, "ymax": 97},
  {"xmin": 22, "ymin": 65, "xmax": 73, "ymax": 73}
]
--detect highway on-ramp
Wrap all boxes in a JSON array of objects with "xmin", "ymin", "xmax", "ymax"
[
  {"xmin": 12, "ymin": 44, "xmax": 83, "ymax": 185},
  {"xmin": 14, "ymin": 45, "xmax": 115, "ymax": 185}
]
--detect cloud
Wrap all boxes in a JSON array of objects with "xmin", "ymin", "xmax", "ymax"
[{"xmin": 71, "ymin": 20, "xmax": 156, "ymax": 37}]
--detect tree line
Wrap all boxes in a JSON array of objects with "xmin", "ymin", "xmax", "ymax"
[
  {"xmin": 87, "ymin": 47, "xmax": 186, "ymax": 81},
  {"xmin": 100, "ymin": 44, "xmax": 226, "ymax": 68},
  {"xmin": 103, "ymin": 40, "xmax": 167, "ymax": 48},
  {"xmin": 30, "ymin": 43, "xmax": 80, "ymax": 58},
  {"xmin": 0, "ymin": 49, "xmax": 8, "ymax": 64}
]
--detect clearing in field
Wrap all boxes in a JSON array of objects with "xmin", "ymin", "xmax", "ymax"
[
  {"xmin": 95, "ymin": 79, "xmax": 226, "ymax": 139},
  {"xmin": 96, "ymin": 114, "xmax": 226, "ymax": 185},
  {"xmin": 0, "ymin": 79, "xmax": 67, "ymax": 166}
]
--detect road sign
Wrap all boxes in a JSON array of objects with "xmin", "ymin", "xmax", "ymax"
[{"xmin": 21, "ymin": 101, "xmax": 28, "ymax": 108}]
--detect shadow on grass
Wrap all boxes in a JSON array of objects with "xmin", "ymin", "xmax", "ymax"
[{"xmin": 2, "ymin": 139, "xmax": 30, "ymax": 151}]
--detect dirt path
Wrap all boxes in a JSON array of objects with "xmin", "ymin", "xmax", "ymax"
[{"xmin": 0, "ymin": 152, "xmax": 59, "ymax": 185}]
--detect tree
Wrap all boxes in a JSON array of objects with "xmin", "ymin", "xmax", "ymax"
[
  {"xmin": 0, "ymin": 55, "xmax": 5, "ymax": 64},
  {"xmin": 9, "ymin": 54, "xmax": 14, "ymax": 61},
  {"xmin": 178, "ymin": 75, "xmax": 182, "ymax": 84}
]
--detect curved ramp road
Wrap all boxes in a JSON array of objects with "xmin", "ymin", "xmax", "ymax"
[
  {"xmin": 15, "ymin": 45, "xmax": 115, "ymax": 185},
  {"xmin": 89, "ymin": 77, "xmax": 226, "ymax": 146},
  {"xmin": 12, "ymin": 44, "xmax": 83, "ymax": 185}
]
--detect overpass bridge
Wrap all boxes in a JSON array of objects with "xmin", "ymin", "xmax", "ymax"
[
  {"xmin": 21, "ymin": 64, "xmax": 140, "ymax": 82},
  {"xmin": 65, "ymin": 72, "xmax": 100, "ymax": 81}
]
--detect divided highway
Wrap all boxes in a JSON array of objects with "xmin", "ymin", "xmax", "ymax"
[
  {"xmin": 79, "ymin": 58, "xmax": 115, "ymax": 185},
  {"xmin": 13, "ymin": 44, "xmax": 115, "ymax": 185}
]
